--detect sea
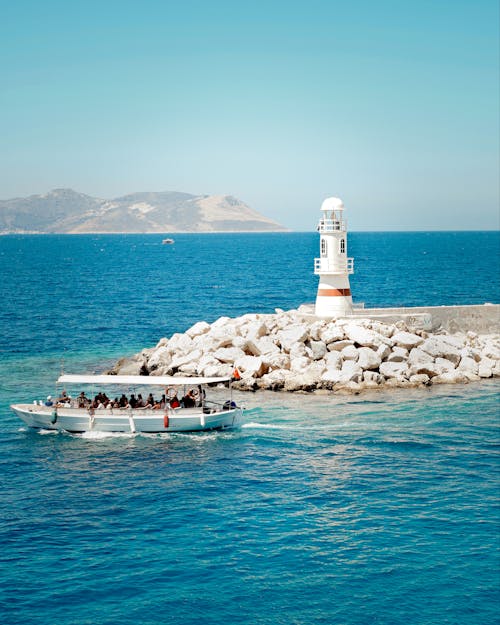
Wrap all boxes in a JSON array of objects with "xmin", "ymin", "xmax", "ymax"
[{"xmin": 0, "ymin": 231, "xmax": 499, "ymax": 625}]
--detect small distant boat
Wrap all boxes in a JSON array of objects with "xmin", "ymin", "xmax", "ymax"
[
  {"xmin": 11, "ymin": 374, "xmax": 244, "ymax": 434},
  {"xmin": 162, "ymin": 238, "xmax": 175, "ymax": 244}
]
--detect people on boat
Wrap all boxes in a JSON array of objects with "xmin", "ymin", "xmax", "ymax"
[
  {"xmin": 136, "ymin": 394, "xmax": 145, "ymax": 408},
  {"xmin": 77, "ymin": 392, "xmax": 89, "ymax": 408},
  {"xmin": 153, "ymin": 394, "xmax": 166, "ymax": 410},
  {"xmin": 197, "ymin": 385, "xmax": 206, "ymax": 407},
  {"xmin": 57, "ymin": 390, "xmax": 69, "ymax": 404},
  {"xmin": 117, "ymin": 394, "xmax": 127, "ymax": 408},
  {"xmin": 182, "ymin": 389, "xmax": 197, "ymax": 408},
  {"xmin": 169, "ymin": 393, "xmax": 180, "ymax": 409},
  {"xmin": 45, "ymin": 395, "xmax": 54, "ymax": 406}
]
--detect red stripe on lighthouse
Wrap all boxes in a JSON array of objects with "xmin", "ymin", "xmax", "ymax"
[{"xmin": 317, "ymin": 288, "xmax": 351, "ymax": 296}]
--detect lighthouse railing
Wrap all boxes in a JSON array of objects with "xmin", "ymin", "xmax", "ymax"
[
  {"xmin": 314, "ymin": 257, "xmax": 354, "ymax": 274},
  {"xmin": 317, "ymin": 219, "xmax": 346, "ymax": 232}
]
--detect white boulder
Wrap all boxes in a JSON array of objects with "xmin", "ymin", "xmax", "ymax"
[{"xmin": 392, "ymin": 331, "xmax": 424, "ymax": 349}]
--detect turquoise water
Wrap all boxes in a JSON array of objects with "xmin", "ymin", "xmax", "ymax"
[{"xmin": 0, "ymin": 232, "xmax": 499, "ymax": 624}]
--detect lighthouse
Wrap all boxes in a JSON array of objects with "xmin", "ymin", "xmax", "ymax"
[{"xmin": 314, "ymin": 196, "xmax": 354, "ymax": 317}]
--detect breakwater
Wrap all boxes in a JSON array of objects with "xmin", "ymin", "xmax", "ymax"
[{"xmin": 110, "ymin": 304, "xmax": 500, "ymax": 393}]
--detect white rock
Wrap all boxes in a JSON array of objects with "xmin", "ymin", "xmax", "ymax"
[
  {"xmin": 340, "ymin": 360, "xmax": 363, "ymax": 383},
  {"xmin": 185, "ymin": 320, "xmax": 210, "ymax": 338},
  {"xmin": 481, "ymin": 343, "xmax": 500, "ymax": 361},
  {"xmin": 324, "ymin": 351, "xmax": 342, "ymax": 370},
  {"xmin": 380, "ymin": 361, "xmax": 409, "ymax": 379},
  {"xmin": 170, "ymin": 349, "xmax": 203, "ymax": 370},
  {"xmin": 328, "ymin": 339, "xmax": 354, "ymax": 352},
  {"xmin": 208, "ymin": 326, "xmax": 238, "ymax": 348},
  {"xmin": 344, "ymin": 324, "xmax": 391, "ymax": 349},
  {"xmin": 234, "ymin": 355, "xmax": 267, "ymax": 378},
  {"xmin": 211, "ymin": 316, "xmax": 231, "ymax": 329},
  {"xmin": 263, "ymin": 352, "xmax": 290, "ymax": 371},
  {"xmin": 478, "ymin": 362, "xmax": 493, "ymax": 378},
  {"xmin": 409, "ymin": 373, "xmax": 430, "ymax": 385},
  {"xmin": 435, "ymin": 357, "xmax": 456, "ymax": 372},
  {"xmin": 341, "ymin": 345, "xmax": 358, "ymax": 361},
  {"xmin": 370, "ymin": 321, "xmax": 394, "ymax": 338},
  {"xmin": 147, "ymin": 346, "xmax": 171, "ymax": 370},
  {"xmin": 457, "ymin": 356, "xmax": 479, "ymax": 376},
  {"xmin": 309, "ymin": 340, "xmax": 327, "ymax": 360},
  {"xmin": 377, "ymin": 344, "xmax": 392, "ymax": 361},
  {"xmin": 320, "ymin": 324, "xmax": 344, "ymax": 344},
  {"xmin": 277, "ymin": 324, "xmax": 309, "ymax": 352},
  {"xmin": 309, "ymin": 320, "xmax": 327, "ymax": 341},
  {"xmin": 290, "ymin": 355, "xmax": 311, "ymax": 372},
  {"xmin": 420, "ymin": 336, "xmax": 461, "ymax": 365},
  {"xmin": 203, "ymin": 363, "xmax": 234, "ymax": 378},
  {"xmin": 392, "ymin": 330, "xmax": 424, "ymax": 349},
  {"xmin": 432, "ymin": 370, "xmax": 469, "ymax": 385},
  {"xmin": 387, "ymin": 347, "xmax": 409, "ymax": 362},
  {"xmin": 321, "ymin": 368, "xmax": 343, "ymax": 384},
  {"xmin": 357, "ymin": 347, "xmax": 382, "ymax": 370},
  {"xmin": 409, "ymin": 360, "xmax": 452, "ymax": 378},
  {"xmin": 259, "ymin": 369, "xmax": 287, "ymax": 388},
  {"xmin": 242, "ymin": 320, "xmax": 268, "ymax": 340},
  {"xmin": 214, "ymin": 346, "xmax": 246, "ymax": 363},
  {"xmin": 254, "ymin": 337, "xmax": 280, "ymax": 356},
  {"xmin": 363, "ymin": 371, "xmax": 384, "ymax": 384},
  {"xmin": 165, "ymin": 333, "xmax": 194, "ymax": 355},
  {"xmin": 290, "ymin": 342, "xmax": 308, "ymax": 359},
  {"xmin": 408, "ymin": 347, "xmax": 433, "ymax": 366}
]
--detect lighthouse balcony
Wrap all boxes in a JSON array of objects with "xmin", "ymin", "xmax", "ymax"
[
  {"xmin": 314, "ymin": 257, "xmax": 354, "ymax": 274},
  {"xmin": 317, "ymin": 219, "xmax": 346, "ymax": 232}
]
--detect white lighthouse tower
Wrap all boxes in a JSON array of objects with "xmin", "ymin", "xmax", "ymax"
[{"xmin": 314, "ymin": 196, "xmax": 354, "ymax": 317}]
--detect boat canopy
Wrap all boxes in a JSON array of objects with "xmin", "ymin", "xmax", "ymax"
[{"xmin": 57, "ymin": 374, "xmax": 232, "ymax": 386}]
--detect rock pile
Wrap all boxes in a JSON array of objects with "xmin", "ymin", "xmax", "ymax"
[{"xmin": 110, "ymin": 307, "xmax": 500, "ymax": 393}]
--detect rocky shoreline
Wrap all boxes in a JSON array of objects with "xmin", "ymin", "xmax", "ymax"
[{"xmin": 109, "ymin": 307, "xmax": 500, "ymax": 394}]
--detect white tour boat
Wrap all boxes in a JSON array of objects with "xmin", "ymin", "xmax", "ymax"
[{"xmin": 11, "ymin": 374, "xmax": 243, "ymax": 434}]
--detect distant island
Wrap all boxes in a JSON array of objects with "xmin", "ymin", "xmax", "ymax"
[{"xmin": 0, "ymin": 188, "xmax": 288, "ymax": 234}]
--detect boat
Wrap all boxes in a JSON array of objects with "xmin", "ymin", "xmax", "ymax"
[
  {"xmin": 162, "ymin": 238, "xmax": 175, "ymax": 244},
  {"xmin": 11, "ymin": 374, "xmax": 244, "ymax": 434}
]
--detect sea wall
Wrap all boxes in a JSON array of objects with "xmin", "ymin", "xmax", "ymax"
[{"xmin": 110, "ymin": 305, "xmax": 500, "ymax": 394}]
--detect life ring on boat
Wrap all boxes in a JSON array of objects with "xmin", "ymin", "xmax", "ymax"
[
  {"xmin": 166, "ymin": 388, "xmax": 177, "ymax": 399},
  {"xmin": 163, "ymin": 413, "xmax": 169, "ymax": 429}
]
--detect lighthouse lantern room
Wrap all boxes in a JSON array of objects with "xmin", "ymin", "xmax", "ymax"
[{"xmin": 314, "ymin": 196, "xmax": 354, "ymax": 317}]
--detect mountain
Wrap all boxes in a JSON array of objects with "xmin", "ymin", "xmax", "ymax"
[{"xmin": 0, "ymin": 189, "xmax": 288, "ymax": 234}]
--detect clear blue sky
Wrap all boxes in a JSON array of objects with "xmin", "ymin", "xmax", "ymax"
[{"xmin": 1, "ymin": 0, "xmax": 498, "ymax": 230}]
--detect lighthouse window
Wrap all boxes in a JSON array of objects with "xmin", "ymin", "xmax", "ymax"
[
  {"xmin": 340, "ymin": 238, "xmax": 345, "ymax": 254},
  {"xmin": 321, "ymin": 239, "xmax": 327, "ymax": 256}
]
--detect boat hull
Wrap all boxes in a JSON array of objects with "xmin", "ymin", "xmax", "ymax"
[{"xmin": 11, "ymin": 404, "xmax": 243, "ymax": 434}]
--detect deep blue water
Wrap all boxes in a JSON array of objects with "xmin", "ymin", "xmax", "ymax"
[{"xmin": 0, "ymin": 232, "xmax": 499, "ymax": 625}]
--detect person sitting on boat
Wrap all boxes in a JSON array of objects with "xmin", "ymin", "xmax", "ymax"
[
  {"xmin": 45, "ymin": 395, "xmax": 54, "ymax": 407},
  {"xmin": 129, "ymin": 394, "xmax": 137, "ymax": 408},
  {"xmin": 119, "ymin": 393, "xmax": 128, "ymax": 408},
  {"xmin": 77, "ymin": 392, "xmax": 89, "ymax": 408},
  {"xmin": 57, "ymin": 390, "xmax": 69, "ymax": 405},
  {"xmin": 136, "ymin": 394, "xmax": 145, "ymax": 408},
  {"xmin": 145, "ymin": 393, "xmax": 155, "ymax": 408},
  {"xmin": 169, "ymin": 393, "xmax": 180, "ymax": 409},
  {"xmin": 153, "ymin": 394, "xmax": 166, "ymax": 410},
  {"xmin": 182, "ymin": 389, "xmax": 197, "ymax": 408},
  {"xmin": 197, "ymin": 385, "xmax": 206, "ymax": 407}
]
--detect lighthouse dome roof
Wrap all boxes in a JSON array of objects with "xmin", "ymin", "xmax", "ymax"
[{"xmin": 321, "ymin": 197, "xmax": 344, "ymax": 211}]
